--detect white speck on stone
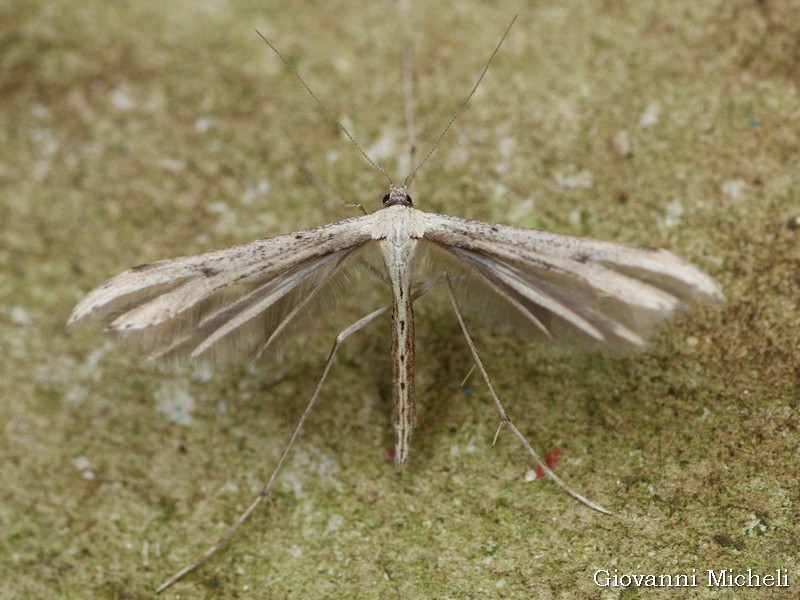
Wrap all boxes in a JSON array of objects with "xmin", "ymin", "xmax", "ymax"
[
  {"xmin": 109, "ymin": 85, "xmax": 135, "ymax": 111},
  {"xmin": 313, "ymin": 452, "xmax": 341, "ymax": 481},
  {"xmin": 498, "ymin": 136, "xmax": 516, "ymax": 159},
  {"xmin": 85, "ymin": 342, "xmax": 111, "ymax": 369},
  {"xmin": 507, "ymin": 197, "xmax": 535, "ymax": 222},
  {"xmin": 639, "ymin": 102, "xmax": 661, "ymax": 128},
  {"xmin": 73, "ymin": 456, "xmax": 95, "ymax": 480},
  {"xmin": 357, "ymin": 392, "xmax": 377, "ymax": 424},
  {"xmin": 10, "ymin": 306, "xmax": 32, "ymax": 327},
  {"xmin": 242, "ymin": 179, "xmax": 270, "ymax": 205},
  {"xmin": 490, "ymin": 182, "xmax": 510, "ymax": 203},
  {"xmin": 65, "ymin": 385, "xmax": 88, "ymax": 405},
  {"xmin": 73, "ymin": 456, "xmax": 91, "ymax": 471},
  {"xmin": 31, "ymin": 103, "xmax": 51, "ymax": 119},
  {"xmin": 154, "ymin": 380, "xmax": 194, "ymax": 425},
  {"xmin": 194, "ymin": 116, "xmax": 214, "ymax": 133},
  {"xmin": 191, "ymin": 362, "xmax": 214, "ymax": 383},
  {"xmin": 245, "ymin": 363, "xmax": 260, "ymax": 377},
  {"xmin": 555, "ymin": 168, "xmax": 593, "ymax": 189},
  {"xmin": 742, "ymin": 513, "xmax": 767, "ymax": 535},
  {"xmin": 207, "ymin": 200, "xmax": 230, "ymax": 215},
  {"xmin": 157, "ymin": 157, "xmax": 186, "ymax": 172},
  {"xmin": 281, "ymin": 470, "xmax": 306, "ymax": 498},
  {"xmin": 209, "ymin": 200, "xmax": 238, "ymax": 234},
  {"xmin": 326, "ymin": 514, "xmax": 344, "ymax": 533},
  {"xmin": 218, "ymin": 480, "xmax": 240, "ymax": 495},
  {"xmin": 332, "ymin": 55, "xmax": 352, "ymax": 74},
  {"xmin": 367, "ymin": 131, "xmax": 397, "ymax": 162},
  {"xmin": 721, "ymin": 179, "xmax": 746, "ymax": 201},
  {"xmin": 613, "ymin": 129, "xmax": 632, "ymax": 157},
  {"xmin": 659, "ymin": 198, "xmax": 684, "ymax": 230}
]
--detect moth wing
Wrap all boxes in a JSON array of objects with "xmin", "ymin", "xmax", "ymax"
[
  {"xmin": 422, "ymin": 213, "xmax": 723, "ymax": 351},
  {"xmin": 68, "ymin": 216, "xmax": 377, "ymax": 363}
]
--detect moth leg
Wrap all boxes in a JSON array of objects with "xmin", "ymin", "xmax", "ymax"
[
  {"xmin": 443, "ymin": 275, "xmax": 612, "ymax": 516},
  {"xmin": 156, "ymin": 304, "xmax": 390, "ymax": 594}
]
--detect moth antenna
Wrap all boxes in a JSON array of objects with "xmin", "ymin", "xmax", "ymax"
[
  {"xmin": 403, "ymin": 14, "xmax": 517, "ymax": 188},
  {"xmin": 255, "ymin": 29, "xmax": 394, "ymax": 188},
  {"xmin": 402, "ymin": 36, "xmax": 418, "ymax": 193}
]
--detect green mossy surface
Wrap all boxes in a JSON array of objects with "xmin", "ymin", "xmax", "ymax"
[{"xmin": 2, "ymin": 1, "xmax": 799, "ymax": 598}]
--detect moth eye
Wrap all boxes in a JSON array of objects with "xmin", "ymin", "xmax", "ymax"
[
  {"xmin": 405, "ymin": 194, "xmax": 413, "ymax": 205},
  {"xmin": 382, "ymin": 194, "xmax": 390, "ymax": 204}
]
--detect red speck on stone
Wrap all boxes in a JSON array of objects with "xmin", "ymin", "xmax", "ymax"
[
  {"xmin": 534, "ymin": 447, "xmax": 564, "ymax": 479},
  {"xmin": 546, "ymin": 447, "xmax": 563, "ymax": 467}
]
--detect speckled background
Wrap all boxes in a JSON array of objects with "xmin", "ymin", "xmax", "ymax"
[{"xmin": 2, "ymin": 1, "xmax": 799, "ymax": 598}]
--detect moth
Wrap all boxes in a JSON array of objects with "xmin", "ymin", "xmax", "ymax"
[{"xmin": 68, "ymin": 16, "xmax": 723, "ymax": 592}]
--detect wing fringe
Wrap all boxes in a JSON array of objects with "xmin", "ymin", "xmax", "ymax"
[{"xmin": 423, "ymin": 214, "xmax": 723, "ymax": 351}]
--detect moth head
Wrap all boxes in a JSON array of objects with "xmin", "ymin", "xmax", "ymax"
[{"xmin": 383, "ymin": 186, "xmax": 413, "ymax": 207}]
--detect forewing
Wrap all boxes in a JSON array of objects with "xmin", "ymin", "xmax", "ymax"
[
  {"xmin": 68, "ymin": 216, "xmax": 375, "ymax": 362},
  {"xmin": 423, "ymin": 213, "xmax": 723, "ymax": 351}
]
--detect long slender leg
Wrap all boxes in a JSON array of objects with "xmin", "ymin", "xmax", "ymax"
[
  {"xmin": 156, "ymin": 305, "xmax": 391, "ymax": 593},
  {"xmin": 443, "ymin": 276, "xmax": 612, "ymax": 515}
]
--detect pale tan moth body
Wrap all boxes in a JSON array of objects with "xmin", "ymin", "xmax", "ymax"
[{"xmin": 377, "ymin": 190, "xmax": 427, "ymax": 466}]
